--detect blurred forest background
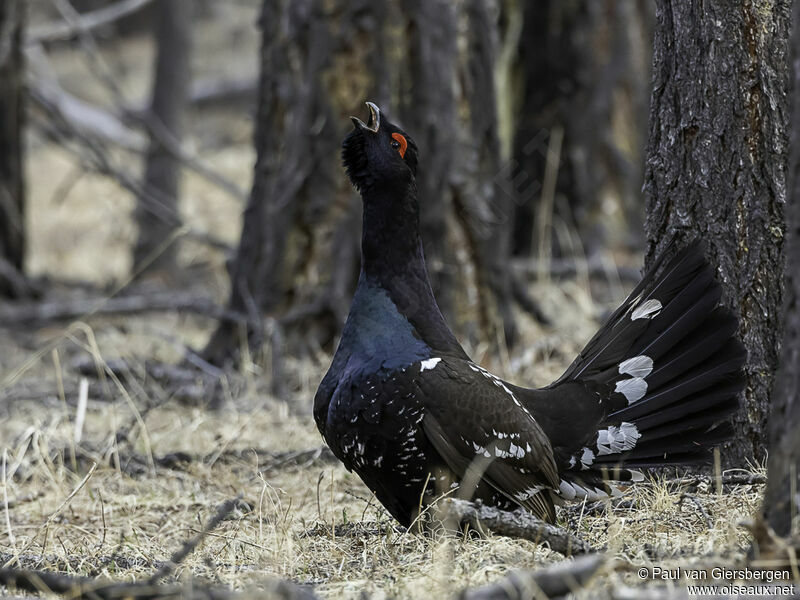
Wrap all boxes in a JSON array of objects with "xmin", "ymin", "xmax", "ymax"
[
  {"xmin": 0, "ymin": 0, "xmax": 798, "ymax": 597},
  {"xmin": 2, "ymin": 0, "xmax": 788, "ymax": 465},
  {"xmin": 1, "ymin": 0, "xmax": 655, "ymax": 383}
]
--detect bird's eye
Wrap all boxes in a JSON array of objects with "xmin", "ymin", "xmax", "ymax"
[{"xmin": 391, "ymin": 133, "xmax": 408, "ymax": 158}]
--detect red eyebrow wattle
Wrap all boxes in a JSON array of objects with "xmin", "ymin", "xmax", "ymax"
[{"xmin": 391, "ymin": 133, "xmax": 407, "ymax": 158}]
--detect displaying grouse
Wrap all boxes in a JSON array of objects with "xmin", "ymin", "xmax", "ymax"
[{"xmin": 314, "ymin": 102, "xmax": 746, "ymax": 526}]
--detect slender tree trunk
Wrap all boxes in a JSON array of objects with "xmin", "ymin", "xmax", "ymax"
[
  {"xmin": 400, "ymin": 0, "xmax": 458, "ymax": 323},
  {"xmin": 643, "ymin": 0, "xmax": 790, "ymax": 466},
  {"xmin": 456, "ymin": 0, "xmax": 518, "ymax": 346},
  {"xmin": 0, "ymin": 0, "xmax": 29, "ymax": 298},
  {"xmin": 202, "ymin": 0, "xmax": 387, "ymax": 367},
  {"xmin": 133, "ymin": 0, "xmax": 192, "ymax": 274},
  {"xmin": 761, "ymin": 0, "xmax": 800, "ymax": 541},
  {"xmin": 510, "ymin": 1, "xmax": 651, "ymax": 258}
]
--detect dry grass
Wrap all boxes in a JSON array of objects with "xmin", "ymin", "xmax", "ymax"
[
  {"xmin": 2, "ymin": 5, "xmax": 767, "ymax": 597},
  {"xmin": 0, "ymin": 296, "xmax": 765, "ymax": 599}
]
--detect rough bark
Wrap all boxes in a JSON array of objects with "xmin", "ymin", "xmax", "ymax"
[
  {"xmin": 643, "ymin": 1, "xmax": 790, "ymax": 466},
  {"xmin": 0, "ymin": 0, "xmax": 27, "ymax": 298},
  {"xmin": 510, "ymin": 1, "xmax": 652, "ymax": 258},
  {"xmin": 133, "ymin": 0, "xmax": 192, "ymax": 273},
  {"xmin": 761, "ymin": 0, "xmax": 800, "ymax": 539}
]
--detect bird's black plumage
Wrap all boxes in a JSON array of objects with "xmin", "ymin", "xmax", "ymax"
[{"xmin": 314, "ymin": 102, "xmax": 746, "ymax": 527}]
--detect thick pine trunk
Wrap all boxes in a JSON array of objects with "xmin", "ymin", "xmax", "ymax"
[
  {"xmin": 761, "ymin": 0, "xmax": 800, "ymax": 540},
  {"xmin": 133, "ymin": 0, "xmax": 192, "ymax": 274},
  {"xmin": 0, "ymin": 0, "xmax": 28, "ymax": 298},
  {"xmin": 643, "ymin": 1, "xmax": 790, "ymax": 466}
]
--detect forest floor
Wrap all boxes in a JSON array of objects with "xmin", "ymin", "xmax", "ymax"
[
  {"xmin": 1, "ymin": 3, "xmax": 767, "ymax": 598},
  {"xmin": 0, "ymin": 281, "xmax": 765, "ymax": 599}
]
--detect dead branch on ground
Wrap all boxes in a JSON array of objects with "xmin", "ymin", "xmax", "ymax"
[
  {"xmin": 439, "ymin": 498, "xmax": 595, "ymax": 556},
  {"xmin": 0, "ymin": 494, "xmax": 321, "ymax": 599},
  {"xmin": 148, "ymin": 496, "xmax": 242, "ymax": 583},
  {"xmin": 663, "ymin": 472, "xmax": 767, "ymax": 490},
  {"xmin": 0, "ymin": 292, "xmax": 246, "ymax": 326},
  {"xmin": 0, "ymin": 567, "xmax": 321, "ymax": 600},
  {"xmin": 458, "ymin": 553, "xmax": 608, "ymax": 600}
]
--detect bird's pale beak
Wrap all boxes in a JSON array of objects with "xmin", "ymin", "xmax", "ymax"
[{"xmin": 350, "ymin": 101, "xmax": 380, "ymax": 133}]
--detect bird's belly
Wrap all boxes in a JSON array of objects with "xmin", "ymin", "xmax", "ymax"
[{"xmin": 324, "ymin": 372, "xmax": 452, "ymax": 524}]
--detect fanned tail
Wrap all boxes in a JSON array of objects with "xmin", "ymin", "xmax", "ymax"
[{"xmin": 550, "ymin": 241, "xmax": 746, "ymax": 499}]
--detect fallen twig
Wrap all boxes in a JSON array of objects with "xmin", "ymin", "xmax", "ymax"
[
  {"xmin": 457, "ymin": 553, "xmax": 608, "ymax": 599},
  {"xmin": 0, "ymin": 567, "xmax": 321, "ymax": 599},
  {"xmin": 511, "ymin": 274, "xmax": 551, "ymax": 325},
  {"xmin": 0, "ymin": 292, "xmax": 248, "ymax": 326},
  {"xmin": 148, "ymin": 496, "xmax": 242, "ymax": 584},
  {"xmin": 439, "ymin": 498, "xmax": 595, "ymax": 556},
  {"xmin": 663, "ymin": 472, "xmax": 767, "ymax": 490},
  {"xmin": 679, "ymin": 493, "xmax": 713, "ymax": 529},
  {"xmin": 0, "ymin": 551, "xmax": 161, "ymax": 573},
  {"xmin": 118, "ymin": 446, "xmax": 337, "ymax": 477}
]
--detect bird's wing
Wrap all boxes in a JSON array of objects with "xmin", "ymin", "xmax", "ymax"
[{"xmin": 414, "ymin": 358, "xmax": 560, "ymax": 520}]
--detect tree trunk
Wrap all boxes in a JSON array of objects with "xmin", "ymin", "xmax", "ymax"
[
  {"xmin": 457, "ymin": 0, "xmax": 519, "ymax": 346},
  {"xmin": 510, "ymin": 1, "xmax": 652, "ymax": 259},
  {"xmin": 202, "ymin": 0, "xmax": 385, "ymax": 367},
  {"xmin": 133, "ymin": 0, "xmax": 192, "ymax": 274},
  {"xmin": 0, "ymin": 0, "xmax": 29, "ymax": 298},
  {"xmin": 761, "ymin": 0, "xmax": 800, "ymax": 540},
  {"xmin": 202, "ymin": 0, "xmax": 538, "ymax": 369},
  {"xmin": 643, "ymin": 0, "xmax": 790, "ymax": 466},
  {"xmin": 400, "ymin": 0, "xmax": 458, "ymax": 324}
]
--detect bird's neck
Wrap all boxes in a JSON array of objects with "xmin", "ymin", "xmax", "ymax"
[
  {"xmin": 357, "ymin": 181, "xmax": 466, "ymax": 357},
  {"xmin": 360, "ymin": 181, "xmax": 423, "ymax": 277}
]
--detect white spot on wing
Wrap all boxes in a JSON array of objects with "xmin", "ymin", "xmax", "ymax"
[
  {"xmin": 420, "ymin": 357, "xmax": 442, "ymax": 372},
  {"xmin": 631, "ymin": 299, "xmax": 662, "ymax": 320},
  {"xmin": 615, "ymin": 377, "xmax": 648, "ymax": 404},
  {"xmin": 618, "ymin": 355, "xmax": 653, "ymax": 378}
]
